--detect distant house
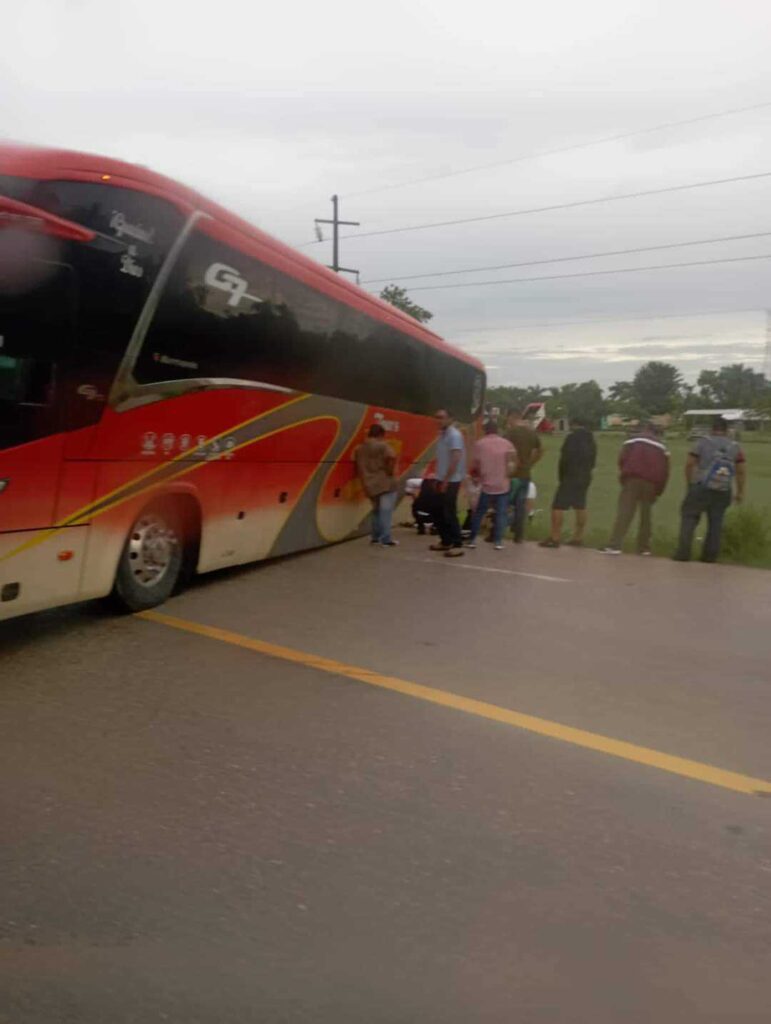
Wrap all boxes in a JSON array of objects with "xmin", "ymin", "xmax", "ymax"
[{"xmin": 683, "ymin": 408, "xmax": 771, "ymax": 433}]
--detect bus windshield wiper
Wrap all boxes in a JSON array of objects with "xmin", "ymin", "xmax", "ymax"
[{"xmin": 0, "ymin": 193, "xmax": 95, "ymax": 243}]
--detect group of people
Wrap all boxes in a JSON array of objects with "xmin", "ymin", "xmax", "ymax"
[
  {"xmin": 355, "ymin": 409, "xmax": 747, "ymax": 564},
  {"xmin": 354, "ymin": 408, "xmax": 542, "ymax": 557}
]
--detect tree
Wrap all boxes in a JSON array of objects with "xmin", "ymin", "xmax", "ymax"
[
  {"xmin": 697, "ymin": 364, "xmax": 768, "ymax": 408},
  {"xmin": 547, "ymin": 381, "xmax": 605, "ymax": 427},
  {"xmin": 379, "ymin": 285, "xmax": 433, "ymax": 323},
  {"xmin": 484, "ymin": 384, "xmax": 548, "ymax": 413},
  {"xmin": 606, "ymin": 380, "xmax": 642, "ymax": 420},
  {"xmin": 631, "ymin": 361, "xmax": 684, "ymax": 415}
]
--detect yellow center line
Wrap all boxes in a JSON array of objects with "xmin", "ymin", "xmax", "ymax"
[{"xmin": 138, "ymin": 609, "xmax": 771, "ymax": 798}]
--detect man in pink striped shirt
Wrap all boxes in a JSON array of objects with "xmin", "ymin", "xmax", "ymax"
[{"xmin": 465, "ymin": 420, "xmax": 517, "ymax": 550}]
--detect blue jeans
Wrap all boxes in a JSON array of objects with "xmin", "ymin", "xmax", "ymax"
[
  {"xmin": 371, "ymin": 490, "xmax": 397, "ymax": 543},
  {"xmin": 470, "ymin": 491, "xmax": 510, "ymax": 545}
]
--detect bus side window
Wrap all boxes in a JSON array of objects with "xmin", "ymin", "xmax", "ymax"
[{"xmin": 134, "ymin": 229, "xmax": 277, "ymax": 386}]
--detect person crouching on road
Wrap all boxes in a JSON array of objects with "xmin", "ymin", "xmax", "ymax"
[
  {"xmin": 539, "ymin": 418, "xmax": 597, "ymax": 549},
  {"xmin": 602, "ymin": 422, "xmax": 669, "ymax": 555},
  {"xmin": 465, "ymin": 420, "xmax": 517, "ymax": 550},
  {"xmin": 354, "ymin": 423, "xmax": 399, "ymax": 547},
  {"xmin": 430, "ymin": 408, "xmax": 466, "ymax": 557}
]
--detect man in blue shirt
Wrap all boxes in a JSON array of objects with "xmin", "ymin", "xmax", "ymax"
[{"xmin": 431, "ymin": 408, "xmax": 466, "ymax": 557}]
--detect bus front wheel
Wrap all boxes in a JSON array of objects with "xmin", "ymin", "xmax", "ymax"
[{"xmin": 111, "ymin": 503, "xmax": 184, "ymax": 613}]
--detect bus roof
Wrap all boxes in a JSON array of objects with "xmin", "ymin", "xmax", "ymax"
[{"xmin": 0, "ymin": 142, "xmax": 483, "ymax": 373}]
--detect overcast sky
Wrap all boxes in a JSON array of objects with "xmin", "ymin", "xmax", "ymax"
[{"xmin": 4, "ymin": 0, "xmax": 771, "ymax": 388}]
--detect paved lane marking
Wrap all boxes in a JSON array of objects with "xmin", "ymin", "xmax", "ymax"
[
  {"xmin": 402, "ymin": 556, "xmax": 571, "ymax": 583},
  {"xmin": 139, "ymin": 610, "xmax": 771, "ymax": 797}
]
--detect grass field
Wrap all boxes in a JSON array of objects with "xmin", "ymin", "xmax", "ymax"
[{"xmin": 522, "ymin": 433, "xmax": 771, "ymax": 568}]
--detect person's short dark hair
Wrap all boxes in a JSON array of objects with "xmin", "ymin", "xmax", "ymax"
[
  {"xmin": 368, "ymin": 423, "xmax": 386, "ymax": 438},
  {"xmin": 435, "ymin": 408, "xmax": 452, "ymax": 419},
  {"xmin": 712, "ymin": 415, "xmax": 729, "ymax": 433},
  {"xmin": 506, "ymin": 407, "xmax": 523, "ymax": 419},
  {"xmin": 483, "ymin": 419, "xmax": 499, "ymax": 434}
]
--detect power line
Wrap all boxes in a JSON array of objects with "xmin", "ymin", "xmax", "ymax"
[
  {"xmin": 361, "ymin": 229, "xmax": 771, "ymax": 284},
  {"xmin": 341, "ymin": 100, "xmax": 771, "ymax": 201},
  {"xmin": 449, "ymin": 307, "xmax": 765, "ymax": 334},
  {"xmin": 320, "ymin": 170, "xmax": 771, "ymax": 244},
  {"xmin": 407, "ymin": 251, "xmax": 771, "ymax": 293}
]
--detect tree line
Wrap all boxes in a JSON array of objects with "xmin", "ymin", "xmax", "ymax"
[{"xmin": 485, "ymin": 362, "xmax": 771, "ymax": 428}]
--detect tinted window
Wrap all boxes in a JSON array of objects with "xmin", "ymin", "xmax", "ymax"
[
  {"xmin": 0, "ymin": 255, "xmax": 75, "ymax": 450},
  {"xmin": 136, "ymin": 228, "xmax": 483, "ymax": 418},
  {"xmin": 0, "ymin": 176, "xmax": 185, "ymax": 440}
]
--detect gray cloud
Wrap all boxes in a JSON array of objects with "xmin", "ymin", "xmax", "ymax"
[{"xmin": 3, "ymin": 0, "xmax": 771, "ymax": 388}]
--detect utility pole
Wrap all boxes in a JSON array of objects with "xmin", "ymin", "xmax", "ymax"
[{"xmin": 314, "ymin": 195, "xmax": 360, "ymax": 279}]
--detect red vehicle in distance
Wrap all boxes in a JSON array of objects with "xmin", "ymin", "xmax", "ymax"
[{"xmin": 0, "ymin": 144, "xmax": 484, "ymax": 620}]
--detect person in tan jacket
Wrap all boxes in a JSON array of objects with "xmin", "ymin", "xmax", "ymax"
[{"xmin": 354, "ymin": 423, "xmax": 399, "ymax": 546}]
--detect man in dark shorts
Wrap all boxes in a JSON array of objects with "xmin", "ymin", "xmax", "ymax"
[{"xmin": 539, "ymin": 418, "xmax": 597, "ymax": 548}]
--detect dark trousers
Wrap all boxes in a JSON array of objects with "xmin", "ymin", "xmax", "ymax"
[
  {"xmin": 675, "ymin": 484, "xmax": 731, "ymax": 562},
  {"xmin": 511, "ymin": 477, "xmax": 530, "ymax": 541},
  {"xmin": 433, "ymin": 482, "xmax": 463, "ymax": 548},
  {"xmin": 609, "ymin": 478, "xmax": 657, "ymax": 551}
]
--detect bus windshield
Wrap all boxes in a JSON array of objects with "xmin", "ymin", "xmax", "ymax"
[
  {"xmin": 0, "ymin": 177, "xmax": 185, "ymax": 450},
  {"xmin": 0, "ymin": 235, "xmax": 76, "ymax": 449}
]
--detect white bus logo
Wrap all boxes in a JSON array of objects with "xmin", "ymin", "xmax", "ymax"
[{"xmin": 204, "ymin": 262, "xmax": 262, "ymax": 308}]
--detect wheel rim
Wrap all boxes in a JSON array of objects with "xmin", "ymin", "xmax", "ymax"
[{"xmin": 126, "ymin": 512, "xmax": 179, "ymax": 589}]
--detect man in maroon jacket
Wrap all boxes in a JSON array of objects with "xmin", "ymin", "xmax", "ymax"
[{"xmin": 602, "ymin": 423, "xmax": 670, "ymax": 555}]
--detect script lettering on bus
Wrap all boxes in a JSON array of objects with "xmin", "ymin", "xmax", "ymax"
[
  {"xmin": 119, "ymin": 245, "xmax": 144, "ymax": 278},
  {"xmin": 109, "ymin": 211, "xmax": 156, "ymax": 245},
  {"xmin": 373, "ymin": 412, "xmax": 400, "ymax": 433}
]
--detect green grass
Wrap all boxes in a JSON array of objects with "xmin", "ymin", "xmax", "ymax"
[{"xmin": 524, "ymin": 433, "xmax": 771, "ymax": 568}]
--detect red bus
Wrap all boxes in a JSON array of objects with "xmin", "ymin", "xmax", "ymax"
[{"xmin": 0, "ymin": 144, "xmax": 485, "ymax": 620}]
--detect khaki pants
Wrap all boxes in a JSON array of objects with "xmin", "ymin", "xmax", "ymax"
[{"xmin": 609, "ymin": 478, "xmax": 657, "ymax": 552}]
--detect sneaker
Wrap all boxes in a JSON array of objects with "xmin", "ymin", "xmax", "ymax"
[
  {"xmin": 464, "ymin": 541, "xmax": 477, "ymax": 549},
  {"xmin": 381, "ymin": 539, "xmax": 399, "ymax": 547},
  {"xmin": 566, "ymin": 539, "xmax": 583, "ymax": 548},
  {"xmin": 638, "ymin": 549, "xmax": 652, "ymax": 556},
  {"xmin": 430, "ymin": 543, "xmax": 450, "ymax": 552},
  {"xmin": 538, "ymin": 539, "xmax": 560, "ymax": 549},
  {"xmin": 369, "ymin": 539, "xmax": 380, "ymax": 545},
  {"xmin": 445, "ymin": 547, "xmax": 464, "ymax": 558},
  {"xmin": 600, "ymin": 546, "xmax": 622, "ymax": 555},
  {"xmin": 494, "ymin": 543, "xmax": 504, "ymax": 550}
]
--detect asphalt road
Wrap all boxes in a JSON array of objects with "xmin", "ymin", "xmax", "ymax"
[{"xmin": 2, "ymin": 533, "xmax": 771, "ymax": 1023}]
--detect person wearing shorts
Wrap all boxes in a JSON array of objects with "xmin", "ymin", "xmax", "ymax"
[{"xmin": 539, "ymin": 419, "xmax": 597, "ymax": 549}]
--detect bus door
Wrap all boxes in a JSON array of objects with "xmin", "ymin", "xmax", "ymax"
[{"xmin": 0, "ymin": 231, "xmax": 77, "ymax": 532}]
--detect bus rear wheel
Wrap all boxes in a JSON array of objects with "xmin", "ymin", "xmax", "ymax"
[{"xmin": 111, "ymin": 503, "xmax": 184, "ymax": 613}]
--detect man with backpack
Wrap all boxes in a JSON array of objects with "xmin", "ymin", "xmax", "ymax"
[{"xmin": 673, "ymin": 416, "xmax": 746, "ymax": 563}]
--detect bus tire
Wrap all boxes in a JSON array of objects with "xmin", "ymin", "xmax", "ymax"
[{"xmin": 110, "ymin": 501, "xmax": 184, "ymax": 613}]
